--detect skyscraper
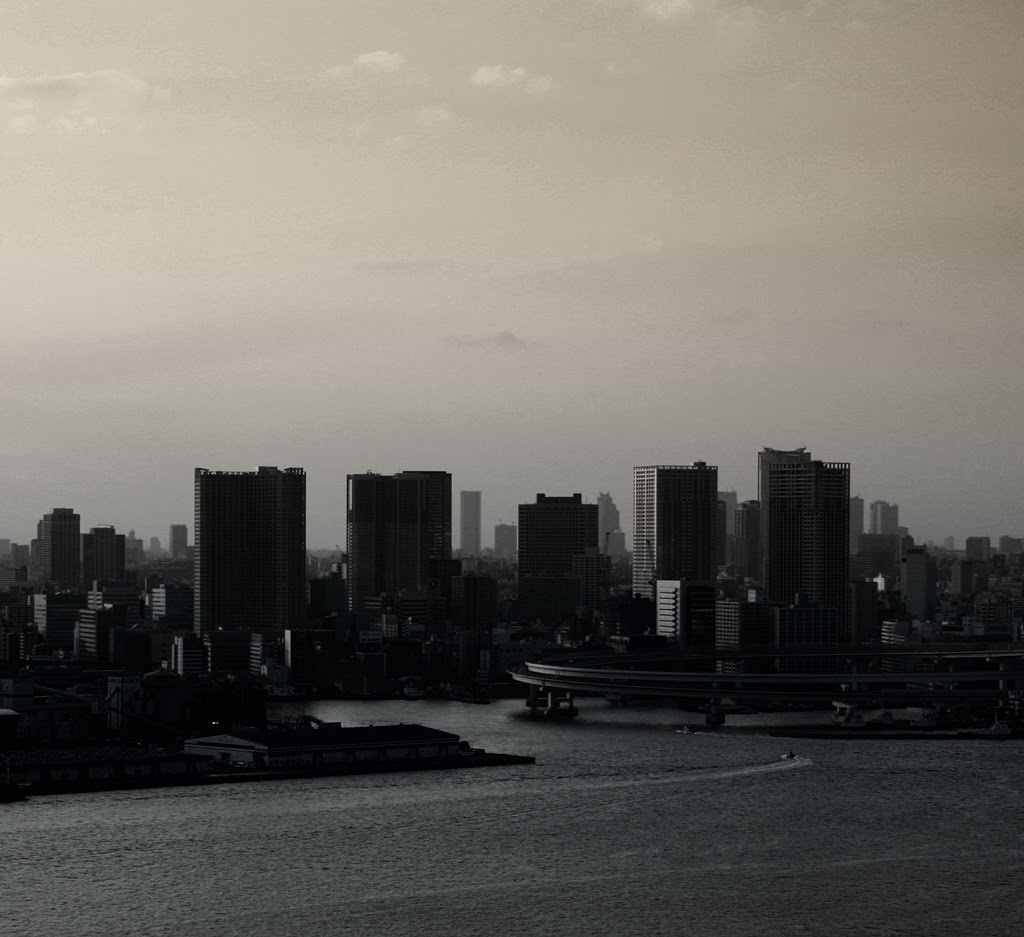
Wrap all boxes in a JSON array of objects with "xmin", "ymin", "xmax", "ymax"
[
  {"xmin": 518, "ymin": 493, "xmax": 598, "ymax": 623},
  {"xmin": 849, "ymin": 495, "xmax": 864, "ymax": 554},
  {"xmin": 194, "ymin": 466, "xmax": 306, "ymax": 635},
  {"xmin": 763, "ymin": 459, "xmax": 850, "ymax": 635},
  {"xmin": 735, "ymin": 500, "xmax": 761, "ymax": 581},
  {"xmin": 964, "ymin": 537, "xmax": 992, "ymax": 562},
  {"xmin": 460, "ymin": 490, "xmax": 482, "ymax": 557},
  {"xmin": 346, "ymin": 471, "xmax": 452, "ymax": 611},
  {"xmin": 900, "ymin": 546, "xmax": 937, "ymax": 621},
  {"xmin": 596, "ymin": 491, "xmax": 622, "ymax": 553},
  {"xmin": 757, "ymin": 447, "xmax": 812, "ymax": 582},
  {"xmin": 81, "ymin": 526, "xmax": 126, "ymax": 584},
  {"xmin": 169, "ymin": 524, "xmax": 189, "ymax": 559},
  {"xmin": 869, "ymin": 500, "xmax": 899, "ymax": 535},
  {"xmin": 632, "ymin": 463, "xmax": 718, "ymax": 602},
  {"xmin": 493, "ymin": 523, "xmax": 517, "ymax": 559},
  {"xmin": 40, "ymin": 507, "xmax": 81, "ymax": 588}
]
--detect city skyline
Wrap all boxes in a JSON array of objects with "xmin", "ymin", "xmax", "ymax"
[
  {"xmin": 2, "ymin": 2, "xmax": 1022, "ymax": 551},
  {"xmin": 3, "ymin": 452, "xmax": 1022, "ymax": 554}
]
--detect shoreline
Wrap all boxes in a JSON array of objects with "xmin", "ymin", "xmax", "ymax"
[{"xmin": 10, "ymin": 751, "xmax": 536, "ymax": 798}]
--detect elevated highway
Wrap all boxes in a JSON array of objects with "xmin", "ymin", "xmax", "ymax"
[{"xmin": 509, "ymin": 644, "xmax": 1024, "ymax": 718}]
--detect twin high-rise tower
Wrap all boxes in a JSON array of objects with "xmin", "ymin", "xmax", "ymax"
[{"xmin": 633, "ymin": 449, "xmax": 851, "ymax": 639}]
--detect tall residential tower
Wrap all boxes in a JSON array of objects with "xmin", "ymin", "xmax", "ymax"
[{"xmin": 193, "ymin": 467, "xmax": 306, "ymax": 635}]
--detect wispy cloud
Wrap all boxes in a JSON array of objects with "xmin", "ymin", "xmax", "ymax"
[
  {"xmin": 448, "ymin": 331, "xmax": 538, "ymax": 352},
  {"xmin": 0, "ymin": 69, "xmax": 166, "ymax": 136},
  {"xmin": 413, "ymin": 103, "xmax": 454, "ymax": 126},
  {"xmin": 470, "ymin": 65, "xmax": 557, "ymax": 95},
  {"xmin": 643, "ymin": 0, "xmax": 696, "ymax": 20},
  {"xmin": 326, "ymin": 50, "xmax": 406, "ymax": 80}
]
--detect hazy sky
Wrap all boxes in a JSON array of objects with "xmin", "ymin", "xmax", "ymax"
[{"xmin": 2, "ymin": 1, "xmax": 1022, "ymax": 548}]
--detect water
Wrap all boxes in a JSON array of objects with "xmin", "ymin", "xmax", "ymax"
[{"xmin": 4, "ymin": 699, "xmax": 1023, "ymax": 937}]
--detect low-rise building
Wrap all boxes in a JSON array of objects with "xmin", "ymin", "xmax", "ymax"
[{"xmin": 184, "ymin": 722, "xmax": 461, "ymax": 767}]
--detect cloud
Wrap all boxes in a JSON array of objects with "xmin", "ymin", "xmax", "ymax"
[
  {"xmin": 644, "ymin": 0, "xmax": 696, "ymax": 20},
  {"xmin": 414, "ymin": 104, "xmax": 454, "ymax": 126},
  {"xmin": 0, "ymin": 69, "xmax": 165, "ymax": 135},
  {"xmin": 470, "ymin": 65, "xmax": 557, "ymax": 95},
  {"xmin": 326, "ymin": 50, "xmax": 406, "ymax": 81},
  {"xmin": 448, "ymin": 331, "xmax": 538, "ymax": 352}
]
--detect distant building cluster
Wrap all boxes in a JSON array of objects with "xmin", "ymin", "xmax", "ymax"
[{"xmin": 1, "ymin": 449, "xmax": 1023, "ymax": 749}]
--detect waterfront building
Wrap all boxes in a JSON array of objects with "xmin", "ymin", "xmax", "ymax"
[
  {"xmin": 633, "ymin": 463, "xmax": 718, "ymax": 602},
  {"xmin": 763, "ymin": 459, "xmax": 850, "ymax": 636},
  {"xmin": 572, "ymin": 549, "xmax": 612, "ymax": 614},
  {"xmin": 81, "ymin": 526, "xmax": 126, "ymax": 584},
  {"xmin": 346, "ymin": 471, "xmax": 452, "ymax": 611},
  {"xmin": 194, "ymin": 466, "xmax": 307, "ymax": 635},
  {"xmin": 450, "ymin": 572, "xmax": 498, "ymax": 632},
  {"xmin": 460, "ymin": 490, "xmax": 482, "ymax": 557},
  {"xmin": 183, "ymin": 723, "xmax": 462, "ymax": 767},
  {"xmin": 656, "ymin": 579, "xmax": 716, "ymax": 648},
  {"xmin": 900, "ymin": 546, "xmax": 937, "ymax": 622},
  {"xmin": 518, "ymin": 493, "xmax": 598, "ymax": 624},
  {"xmin": 757, "ymin": 447, "xmax": 812, "ymax": 582},
  {"xmin": 714, "ymin": 598, "xmax": 771, "ymax": 651},
  {"xmin": 40, "ymin": 508, "xmax": 81, "ymax": 588}
]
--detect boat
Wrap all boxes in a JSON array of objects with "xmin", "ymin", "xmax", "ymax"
[
  {"xmin": 780, "ymin": 751, "xmax": 797, "ymax": 761},
  {"xmin": 676, "ymin": 726, "xmax": 694, "ymax": 734}
]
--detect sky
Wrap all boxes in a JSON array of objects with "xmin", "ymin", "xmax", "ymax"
[{"xmin": 2, "ymin": 0, "xmax": 1022, "ymax": 549}]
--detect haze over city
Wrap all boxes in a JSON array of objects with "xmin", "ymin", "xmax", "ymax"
[{"xmin": 3, "ymin": 1, "xmax": 1022, "ymax": 544}]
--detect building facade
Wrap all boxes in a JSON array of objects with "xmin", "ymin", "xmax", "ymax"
[
  {"xmin": 518, "ymin": 494, "xmax": 598, "ymax": 624},
  {"xmin": 633, "ymin": 463, "xmax": 718, "ymax": 602},
  {"xmin": 763, "ymin": 460, "xmax": 850, "ymax": 636},
  {"xmin": 193, "ymin": 466, "xmax": 306, "ymax": 635},
  {"xmin": 459, "ymin": 490, "xmax": 482, "ymax": 557},
  {"xmin": 346, "ymin": 471, "xmax": 452, "ymax": 611}
]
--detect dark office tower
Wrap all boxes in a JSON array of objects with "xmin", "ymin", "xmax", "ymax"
[
  {"xmin": 494, "ymin": 523, "xmax": 517, "ymax": 559},
  {"xmin": 194, "ymin": 466, "xmax": 306, "ymax": 635},
  {"xmin": 656, "ymin": 579, "xmax": 716, "ymax": 648},
  {"xmin": 40, "ymin": 508, "xmax": 81, "ymax": 588},
  {"xmin": 757, "ymin": 447, "xmax": 812, "ymax": 581},
  {"xmin": 450, "ymin": 572, "xmax": 498, "ymax": 632},
  {"xmin": 81, "ymin": 526, "xmax": 126, "ymax": 584},
  {"xmin": 169, "ymin": 524, "xmax": 189, "ymax": 559},
  {"xmin": 0, "ymin": 539, "xmax": 10, "ymax": 562},
  {"xmin": 596, "ymin": 492, "xmax": 622, "ymax": 553},
  {"xmin": 633, "ymin": 463, "xmax": 718, "ymax": 602},
  {"xmin": 849, "ymin": 580, "xmax": 880, "ymax": 644},
  {"xmin": 518, "ymin": 494, "xmax": 598, "ymax": 624},
  {"xmin": 10, "ymin": 544, "xmax": 30, "ymax": 567},
  {"xmin": 900, "ymin": 546, "xmax": 937, "ymax": 622},
  {"xmin": 964, "ymin": 537, "xmax": 991, "ymax": 562},
  {"xmin": 849, "ymin": 496, "xmax": 864, "ymax": 554},
  {"xmin": 718, "ymin": 491, "xmax": 737, "ymax": 536},
  {"xmin": 869, "ymin": 500, "xmax": 899, "ymax": 535},
  {"xmin": 735, "ymin": 500, "xmax": 761, "ymax": 581},
  {"xmin": 460, "ymin": 490, "xmax": 482, "ymax": 557},
  {"xmin": 346, "ymin": 471, "xmax": 452, "ymax": 611},
  {"xmin": 715, "ymin": 500, "xmax": 728, "ymax": 567},
  {"xmin": 764, "ymin": 460, "xmax": 850, "ymax": 636},
  {"xmin": 715, "ymin": 599, "xmax": 771, "ymax": 651},
  {"xmin": 998, "ymin": 536, "xmax": 1023, "ymax": 556}
]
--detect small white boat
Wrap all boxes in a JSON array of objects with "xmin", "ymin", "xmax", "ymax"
[{"xmin": 780, "ymin": 751, "xmax": 797, "ymax": 761}]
